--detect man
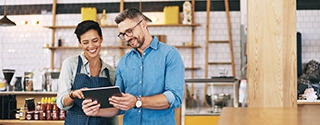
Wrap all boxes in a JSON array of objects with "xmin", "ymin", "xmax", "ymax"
[{"xmin": 82, "ymin": 8, "xmax": 185, "ymax": 125}]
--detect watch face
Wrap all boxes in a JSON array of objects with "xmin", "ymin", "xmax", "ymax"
[{"xmin": 136, "ymin": 101, "xmax": 142, "ymax": 108}]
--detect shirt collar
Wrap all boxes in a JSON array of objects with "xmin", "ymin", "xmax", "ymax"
[
  {"xmin": 79, "ymin": 52, "xmax": 109, "ymax": 70},
  {"xmin": 149, "ymin": 36, "xmax": 159, "ymax": 50}
]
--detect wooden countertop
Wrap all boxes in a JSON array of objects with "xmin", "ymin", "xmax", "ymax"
[
  {"xmin": 0, "ymin": 120, "xmax": 63, "ymax": 125},
  {"xmin": 218, "ymin": 107, "xmax": 320, "ymax": 125}
]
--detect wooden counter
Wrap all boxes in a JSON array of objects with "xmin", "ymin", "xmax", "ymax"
[
  {"xmin": 0, "ymin": 120, "xmax": 63, "ymax": 125},
  {"xmin": 218, "ymin": 107, "xmax": 320, "ymax": 125}
]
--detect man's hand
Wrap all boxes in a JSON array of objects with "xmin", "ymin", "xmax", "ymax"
[{"xmin": 109, "ymin": 93, "xmax": 137, "ymax": 111}]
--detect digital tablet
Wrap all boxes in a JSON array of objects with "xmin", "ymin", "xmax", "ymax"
[{"xmin": 82, "ymin": 86, "xmax": 122, "ymax": 108}]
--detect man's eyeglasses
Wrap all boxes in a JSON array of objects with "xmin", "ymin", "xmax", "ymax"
[{"xmin": 118, "ymin": 20, "xmax": 143, "ymax": 40}]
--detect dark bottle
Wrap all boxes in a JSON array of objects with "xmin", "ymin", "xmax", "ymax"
[
  {"xmin": 10, "ymin": 95, "xmax": 17, "ymax": 119},
  {"xmin": 7, "ymin": 95, "xmax": 11, "ymax": 119},
  {"xmin": 0, "ymin": 95, "xmax": 5, "ymax": 119},
  {"xmin": 2, "ymin": 95, "xmax": 8, "ymax": 119},
  {"xmin": 58, "ymin": 38, "xmax": 62, "ymax": 46}
]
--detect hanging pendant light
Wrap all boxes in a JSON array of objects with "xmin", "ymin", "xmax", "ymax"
[{"xmin": 0, "ymin": 0, "xmax": 16, "ymax": 26}]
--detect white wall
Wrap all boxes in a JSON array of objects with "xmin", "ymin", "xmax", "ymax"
[{"xmin": 0, "ymin": 1, "xmax": 319, "ymax": 80}]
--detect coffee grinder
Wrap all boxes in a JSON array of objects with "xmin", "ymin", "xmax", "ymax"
[{"xmin": 2, "ymin": 69, "xmax": 15, "ymax": 91}]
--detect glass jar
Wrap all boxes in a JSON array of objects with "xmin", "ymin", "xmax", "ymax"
[
  {"xmin": 26, "ymin": 111, "xmax": 34, "ymax": 120},
  {"xmin": 19, "ymin": 107, "xmax": 27, "ymax": 120}
]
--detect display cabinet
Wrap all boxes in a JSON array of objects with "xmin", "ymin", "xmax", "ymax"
[{"xmin": 183, "ymin": 77, "xmax": 239, "ymax": 125}]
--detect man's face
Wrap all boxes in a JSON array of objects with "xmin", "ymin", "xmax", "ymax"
[{"xmin": 117, "ymin": 19, "xmax": 145, "ymax": 48}]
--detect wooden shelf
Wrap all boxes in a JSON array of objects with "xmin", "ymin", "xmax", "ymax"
[
  {"xmin": 185, "ymin": 67, "xmax": 201, "ymax": 70},
  {"xmin": 175, "ymin": 45, "xmax": 201, "ymax": 48},
  {"xmin": 0, "ymin": 91, "xmax": 57, "ymax": 95},
  {"xmin": 297, "ymin": 100, "xmax": 320, "ymax": 105},
  {"xmin": 43, "ymin": 23, "xmax": 201, "ymax": 29},
  {"xmin": 209, "ymin": 40, "xmax": 229, "ymax": 43},
  {"xmin": 208, "ymin": 62, "xmax": 232, "ymax": 65}
]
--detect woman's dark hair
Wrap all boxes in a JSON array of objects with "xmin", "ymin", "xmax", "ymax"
[
  {"xmin": 74, "ymin": 20, "xmax": 102, "ymax": 43},
  {"xmin": 115, "ymin": 8, "xmax": 151, "ymax": 24}
]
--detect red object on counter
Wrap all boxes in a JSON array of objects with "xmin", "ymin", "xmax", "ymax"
[
  {"xmin": 52, "ymin": 103, "xmax": 59, "ymax": 120},
  {"xmin": 59, "ymin": 110, "xmax": 66, "ymax": 120},
  {"xmin": 46, "ymin": 98, "xmax": 53, "ymax": 120}
]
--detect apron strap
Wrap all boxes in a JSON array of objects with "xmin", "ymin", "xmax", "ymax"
[
  {"xmin": 104, "ymin": 67, "xmax": 110, "ymax": 80},
  {"xmin": 76, "ymin": 56, "xmax": 83, "ymax": 73}
]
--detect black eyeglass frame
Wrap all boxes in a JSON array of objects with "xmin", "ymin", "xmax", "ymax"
[{"xmin": 117, "ymin": 20, "xmax": 143, "ymax": 40}]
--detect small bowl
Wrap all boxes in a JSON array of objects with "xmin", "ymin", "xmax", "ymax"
[{"xmin": 206, "ymin": 93, "xmax": 231, "ymax": 107}]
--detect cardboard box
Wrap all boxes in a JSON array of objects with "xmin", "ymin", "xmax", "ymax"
[
  {"xmin": 81, "ymin": 7, "xmax": 97, "ymax": 21},
  {"xmin": 163, "ymin": 6, "xmax": 179, "ymax": 24}
]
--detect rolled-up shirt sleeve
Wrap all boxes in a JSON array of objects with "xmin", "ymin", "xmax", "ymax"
[
  {"xmin": 164, "ymin": 48, "xmax": 185, "ymax": 108},
  {"xmin": 56, "ymin": 57, "xmax": 76, "ymax": 110}
]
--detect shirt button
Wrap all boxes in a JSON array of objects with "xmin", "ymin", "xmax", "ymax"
[
  {"xmin": 140, "ymin": 81, "xmax": 142, "ymax": 84},
  {"xmin": 140, "ymin": 66, "xmax": 142, "ymax": 69},
  {"xmin": 143, "ymin": 53, "xmax": 145, "ymax": 55}
]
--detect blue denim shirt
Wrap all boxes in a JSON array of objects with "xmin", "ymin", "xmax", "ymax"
[{"xmin": 115, "ymin": 36, "xmax": 185, "ymax": 125}]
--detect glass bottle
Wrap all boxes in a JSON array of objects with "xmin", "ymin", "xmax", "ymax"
[
  {"xmin": 100, "ymin": 9, "xmax": 107, "ymax": 26},
  {"xmin": 52, "ymin": 97, "xmax": 59, "ymax": 120},
  {"xmin": 46, "ymin": 97, "xmax": 53, "ymax": 120},
  {"xmin": 40, "ymin": 97, "xmax": 46, "ymax": 120}
]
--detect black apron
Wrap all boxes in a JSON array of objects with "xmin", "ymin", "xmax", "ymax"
[{"xmin": 64, "ymin": 56, "xmax": 115, "ymax": 125}]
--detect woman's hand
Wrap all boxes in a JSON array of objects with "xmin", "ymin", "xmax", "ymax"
[
  {"xmin": 82, "ymin": 99, "xmax": 100, "ymax": 116},
  {"xmin": 70, "ymin": 88, "xmax": 87, "ymax": 99}
]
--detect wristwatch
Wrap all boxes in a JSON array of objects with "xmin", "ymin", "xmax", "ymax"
[{"xmin": 135, "ymin": 96, "xmax": 142, "ymax": 108}]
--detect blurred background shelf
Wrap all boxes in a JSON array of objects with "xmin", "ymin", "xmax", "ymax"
[{"xmin": 43, "ymin": 23, "xmax": 201, "ymax": 29}]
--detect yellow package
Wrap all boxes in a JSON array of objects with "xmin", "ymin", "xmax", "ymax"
[
  {"xmin": 81, "ymin": 7, "xmax": 97, "ymax": 21},
  {"xmin": 163, "ymin": 6, "xmax": 179, "ymax": 24}
]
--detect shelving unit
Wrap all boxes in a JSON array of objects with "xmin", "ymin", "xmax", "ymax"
[{"xmin": 44, "ymin": 0, "xmax": 202, "ymax": 73}]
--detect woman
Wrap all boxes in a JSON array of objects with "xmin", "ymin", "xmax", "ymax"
[{"xmin": 56, "ymin": 20, "xmax": 118, "ymax": 125}]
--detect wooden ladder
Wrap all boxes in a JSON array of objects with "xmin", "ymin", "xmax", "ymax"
[
  {"xmin": 205, "ymin": 0, "xmax": 235, "ymax": 78},
  {"xmin": 203, "ymin": 0, "xmax": 236, "ymax": 107}
]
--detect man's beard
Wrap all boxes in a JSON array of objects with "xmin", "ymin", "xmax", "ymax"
[{"xmin": 132, "ymin": 37, "xmax": 145, "ymax": 49}]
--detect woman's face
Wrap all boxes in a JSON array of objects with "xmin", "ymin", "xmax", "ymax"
[{"xmin": 79, "ymin": 29, "xmax": 102, "ymax": 59}]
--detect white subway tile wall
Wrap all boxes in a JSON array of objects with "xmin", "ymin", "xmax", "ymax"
[
  {"xmin": 1, "ymin": 11, "xmax": 319, "ymax": 77},
  {"xmin": 0, "ymin": 1, "xmax": 319, "ymax": 95}
]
